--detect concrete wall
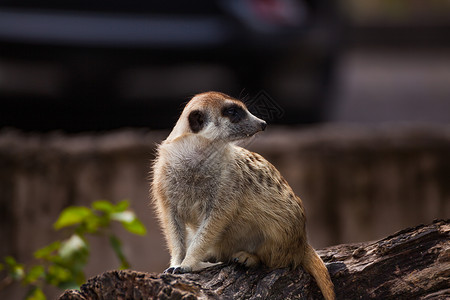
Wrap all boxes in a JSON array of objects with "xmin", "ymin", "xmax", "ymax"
[{"xmin": 0, "ymin": 125, "xmax": 449, "ymax": 297}]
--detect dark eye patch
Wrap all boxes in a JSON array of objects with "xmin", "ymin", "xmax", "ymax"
[
  {"xmin": 188, "ymin": 110, "xmax": 206, "ymax": 133},
  {"xmin": 222, "ymin": 104, "xmax": 246, "ymax": 123}
]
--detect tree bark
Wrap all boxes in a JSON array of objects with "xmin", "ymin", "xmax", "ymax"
[{"xmin": 59, "ymin": 219, "xmax": 450, "ymax": 299}]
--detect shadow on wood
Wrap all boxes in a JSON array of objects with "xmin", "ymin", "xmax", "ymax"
[{"xmin": 60, "ymin": 219, "xmax": 449, "ymax": 299}]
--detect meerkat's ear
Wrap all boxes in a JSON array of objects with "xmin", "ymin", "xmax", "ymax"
[{"xmin": 188, "ymin": 110, "xmax": 205, "ymax": 133}]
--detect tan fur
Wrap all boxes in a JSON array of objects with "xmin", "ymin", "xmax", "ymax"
[{"xmin": 151, "ymin": 92, "xmax": 335, "ymax": 300}]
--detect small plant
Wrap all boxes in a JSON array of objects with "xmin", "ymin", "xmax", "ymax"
[{"xmin": 0, "ymin": 199, "xmax": 146, "ymax": 300}]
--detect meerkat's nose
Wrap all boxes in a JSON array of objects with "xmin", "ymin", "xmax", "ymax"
[{"xmin": 261, "ymin": 121, "xmax": 267, "ymax": 131}]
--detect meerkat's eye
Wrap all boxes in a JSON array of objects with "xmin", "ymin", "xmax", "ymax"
[
  {"xmin": 222, "ymin": 104, "xmax": 246, "ymax": 123},
  {"xmin": 226, "ymin": 107, "xmax": 237, "ymax": 116}
]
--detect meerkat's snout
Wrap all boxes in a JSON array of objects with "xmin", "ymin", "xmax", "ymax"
[
  {"xmin": 249, "ymin": 116, "xmax": 266, "ymax": 137},
  {"xmin": 238, "ymin": 108, "xmax": 267, "ymax": 139},
  {"xmin": 248, "ymin": 110, "xmax": 267, "ymax": 132},
  {"xmin": 260, "ymin": 120, "xmax": 267, "ymax": 131}
]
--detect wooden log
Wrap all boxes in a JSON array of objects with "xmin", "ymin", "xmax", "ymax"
[{"xmin": 59, "ymin": 219, "xmax": 449, "ymax": 299}]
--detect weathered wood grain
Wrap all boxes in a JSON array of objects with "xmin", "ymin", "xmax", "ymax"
[{"xmin": 59, "ymin": 219, "xmax": 449, "ymax": 300}]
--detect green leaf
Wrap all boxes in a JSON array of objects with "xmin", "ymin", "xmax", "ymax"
[
  {"xmin": 34, "ymin": 241, "xmax": 61, "ymax": 259},
  {"xmin": 24, "ymin": 265, "xmax": 45, "ymax": 284},
  {"xmin": 92, "ymin": 200, "xmax": 115, "ymax": 213},
  {"xmin": 111, "ymin": 211, "xmax": 134, "ymax": 223},
  {"xmin": 111, "ymin": 211, "xmax": 147, "ymax": 236},
  {"xmin": 12, "ymin": 266, "xmax": 25, "ymax": 280},
  {"xmin": 109, "ymin": 235, "xmax": 130, "ymax": 269},
  {"xmin": 122, "ymin": 218, "xmax": 147, "ymax": 236},
  {"xmin": 4, "ymin": 256, "xmax": 25, "ymax": 280},
  {"xmin": 54, "ymin": 207, "xmax": 92, "ymax": 230},
  {"xmin": 59, "ymin": 234, "xmax": 88, "ymax": 260},
  {"xmin": 4, "ymin": 256, "xmax": 18, "ymax": 266},
  {"xmin": 2, "ymin": 199, "xmax": 146, "ymax": 295},
  {"xmin": 83, "ymin": 215, "xmax": 104, "ymax": 234},
  {"xmin": 114, "ymin": 200, "xmax": 129, "ymax": 212},
  {"xmin": 26, "ymin": 287, "xmax": 46, "ymax": 300},
  {"xmin": 47, "ymin": 265, "xmax": 72, "ymax": 287}
]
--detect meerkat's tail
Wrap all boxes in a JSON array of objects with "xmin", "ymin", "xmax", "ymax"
[{"xmin": 302, "ymin": 244, "xmax": 335, "ymax": 300}]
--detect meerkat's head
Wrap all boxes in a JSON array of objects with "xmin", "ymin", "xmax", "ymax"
[{"xmin": 167, "ymin": 92, "xmax": 267, "ymax": 142}]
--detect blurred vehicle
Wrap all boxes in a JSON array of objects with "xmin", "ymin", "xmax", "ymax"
[{"xmin": 0, "ymin": 0, "xmax": 339, "ymax": 131}]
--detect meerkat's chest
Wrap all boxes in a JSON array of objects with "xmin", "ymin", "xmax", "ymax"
[
  {"xmin": 166, "ymin": 162, "xmax": 220, "ymax": 197},
  {"xmin": 161, "ymin": 147, "xmax": 229, "ymax": 222}
]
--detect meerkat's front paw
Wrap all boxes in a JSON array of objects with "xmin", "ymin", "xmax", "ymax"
[
  {"xmin": 164, "ymin": 265, "xmax": 192, "ymax": 274},
  {"xmin": 232, "ymin": 251, "xmax": 260, "ymax": 267}
]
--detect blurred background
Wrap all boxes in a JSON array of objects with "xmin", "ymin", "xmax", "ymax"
[
  {"xmin": 0, "ymin": 0, "xmax": 449, "ymax": 129},
  {"xmin": 0, "ymin": 0, "xmax": 449, "ymax": 298}
]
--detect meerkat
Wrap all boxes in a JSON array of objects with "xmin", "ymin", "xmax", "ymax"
[{"xmin": 151, "ymin": 91, "xmax": 335, "ymax": 300}]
